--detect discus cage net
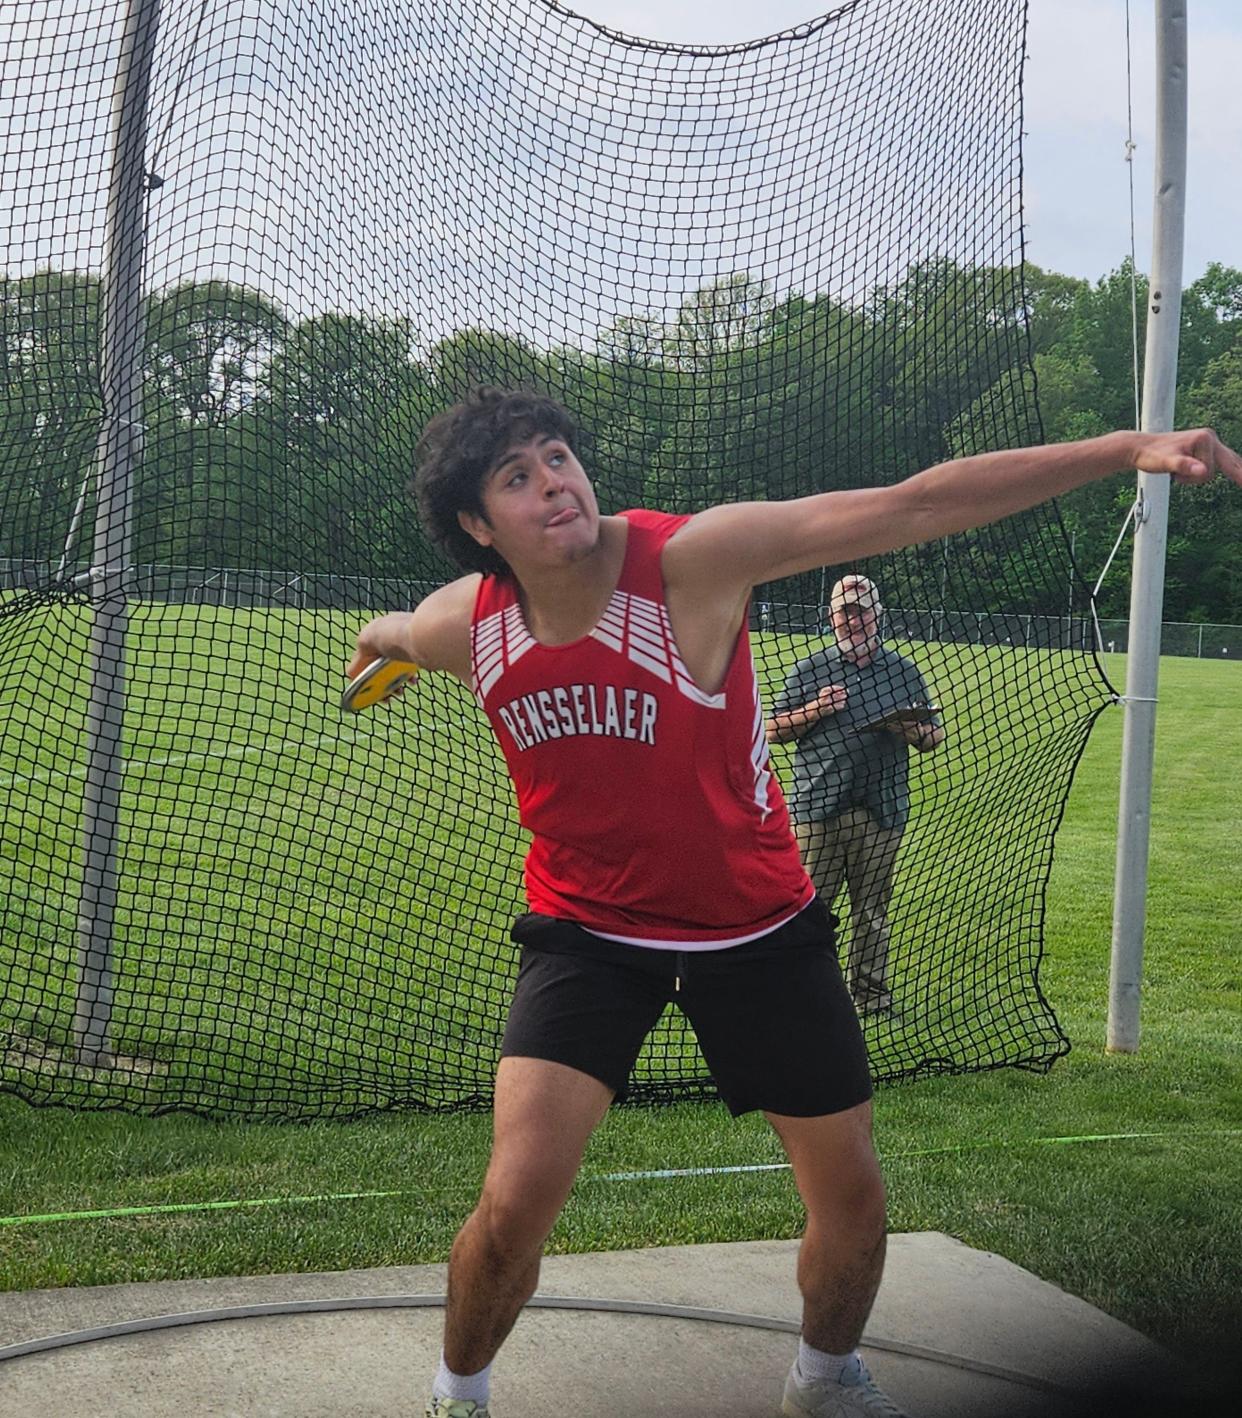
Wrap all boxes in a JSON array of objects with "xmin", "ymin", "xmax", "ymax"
[{"xmin": 1, "ymin": 0, "xmax": 1109, "ymax": 1120}]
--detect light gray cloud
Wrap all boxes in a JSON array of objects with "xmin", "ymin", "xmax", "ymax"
[
  {"xmin": 583, "ymin": 0, "xmax": 1242, "ymax": 285},
  {"xmin": 1021, "ymin": 0, "xmax": 1242, "ymax": 283},
  {"xmin": 11, "ymin": 0, "xmax": 1209, "ymax": 353},
  {"xmin": 0, "ymin": 0, "xmax": 119, "ymax": 273}
]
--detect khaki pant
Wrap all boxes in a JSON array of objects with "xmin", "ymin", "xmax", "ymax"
[{"xmin": 794, "ymin": 810, "xmax": 903, "ymax": 1004}]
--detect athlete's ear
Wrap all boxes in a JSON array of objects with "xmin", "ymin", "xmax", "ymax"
[{"xmin": 458, "ymin": 508, "xmax": 494, "ymax": 548}]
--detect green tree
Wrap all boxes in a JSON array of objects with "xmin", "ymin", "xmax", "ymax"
[
  {"xmin": 661, "ymin": 273, "xmax": 774, "ymax": 372},
  {"xmin": 544, "ymin": 344, "xmax": 682, "ymax": 514},
  {"xmin": 1059, "ymin": 261, "xmax": 1148, "ymax": 431},
  {"xmin": 144, "ymin": 281, "xmax": 286, "ymax": 427},
  {"xmin": 1171, "ymin": 336, "xmax": 1242, "ymax": 621},
  {"xmin": 1178, "ymin": 263, "xmax": 1242, "ymax": 390},
  {"xmin": 1022, "ymin": 264, "xmax": 1090, "ymax": 356},
  {"xmin": 595, "ymin": 314, "xmax": 666, "ymax": 367},
  {"xmin": 429, "ymin": 328, "xmax": 551, "ymax": 406},
  {"xmin": 0, "ymin": 270, "xmax": 102, "ymax": 564},
  {"xmin": 134, "ymin": 282, "xmax": 290, "ymax": 569},
  {"xmin": 260, "ymin": 313, "xmax": 434, "ymax": 573},
  {"xmin": 875, "ymin": 258, "xmax": 1041, "ymax": 469}
]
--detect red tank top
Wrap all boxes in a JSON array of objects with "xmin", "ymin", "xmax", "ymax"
[{"xmin": 470, "ymin": 509, "xmax": 813, "ymax": 946}]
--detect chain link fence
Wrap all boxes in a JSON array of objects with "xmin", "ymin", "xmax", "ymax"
[
  {"xmin": 3, "ymin": 560, "xmax": 1238, "ymax": 657},
  {"xmin": 754, "ymin": 599, "xmax": 1239, "ymax": 659},
  {"xmin": 0, "ymin": 559, "xmax": 437, "ymax": 614}
]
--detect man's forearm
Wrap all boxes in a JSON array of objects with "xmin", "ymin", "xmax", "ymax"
[
  {"xmin": 766, "ymin": 705, "xmax": 823, "ymax": 743},
  {"xmin": 896, "ymin": 431, "xmax": 1139, "ymax": 546}
]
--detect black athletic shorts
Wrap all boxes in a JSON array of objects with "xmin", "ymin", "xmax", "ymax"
[{"xmin": 500, "ymin": 896, "xmax": 872, "ymax": 1117}]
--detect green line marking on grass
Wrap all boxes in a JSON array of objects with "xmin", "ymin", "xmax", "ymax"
[
  {"xmin": 3, "ymin": 1129, "xmax": 1237, "ymax": 1227},
  {"xmin": 0, "ymin": 1189, "xmax": 405, "ymax": 1226}
]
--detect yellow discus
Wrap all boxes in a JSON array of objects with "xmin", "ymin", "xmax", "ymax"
[{"xmin": 341, "ymin": 657, "xmax": 420, "ymax": 712}]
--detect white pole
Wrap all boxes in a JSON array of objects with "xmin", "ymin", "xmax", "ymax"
[
  {"xmin": 1108, "ymin": 0, "xmax": 1187, "ymax": 1053},
  {"xmin": 73, "ymin": 0, "xmax": 162, "ymax": 1065}
]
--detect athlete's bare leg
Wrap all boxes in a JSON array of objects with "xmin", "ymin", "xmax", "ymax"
[
  {"xmin": 766, "ymin": 1100, "xmax": 887, "ymax": 1354},
  {"xmin": 442, "ymin": 1056, "xmax": 614, "ymax": 1375}
]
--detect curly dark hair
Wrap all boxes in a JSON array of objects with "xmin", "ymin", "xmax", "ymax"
[{"xmin": 413, "ymin": 387, "xmax": 579, "ymax": 575}]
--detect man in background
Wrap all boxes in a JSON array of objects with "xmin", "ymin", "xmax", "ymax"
[{"xmin": 767, "ymin": 576, "xmax": 945, "ymax": 1015}]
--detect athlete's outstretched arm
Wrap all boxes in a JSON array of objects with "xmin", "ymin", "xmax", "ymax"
[
  {"xmin": 664, "ymin": 428, "xmax": 1242, "ymax": 594},
  {"xmin": 347, "ymin": 574, "xmax": 479, "ymax": 686}
]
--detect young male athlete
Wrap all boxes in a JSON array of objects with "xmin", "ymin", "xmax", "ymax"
[{"xmin": 348, "ymin": 387, "xmax": 1242, "ymax": 1418}]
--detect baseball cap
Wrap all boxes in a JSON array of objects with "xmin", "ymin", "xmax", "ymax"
[{"xmin": 828, "ymin": 574, "xmax": 882, "ymax": 614}]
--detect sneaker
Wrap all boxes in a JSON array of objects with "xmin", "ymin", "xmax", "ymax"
[
  {"xmin": 781, "ymin": 1358, "xmax": 908, "ymax": 1416},
  {"xmin": 854, "ymin": 991, "xmax": 894, "ymax": 1018},
  {"xmin": 425, "ymin": 1400, "xmax": 491, "ymax": 1418}
]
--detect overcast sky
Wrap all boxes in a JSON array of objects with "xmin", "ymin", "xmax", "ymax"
[
  {"xmin": 577, "ymin": 0, "xmax": 1242, "ymax": 286},
  {"xmin": 5, "ymin": 0, "xmax": 1237, "ymax": 329}
]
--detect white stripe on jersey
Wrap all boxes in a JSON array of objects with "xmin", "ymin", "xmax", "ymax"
[
  {"xmin": 586, "ymin": 590, "xmax": 727, "ymax": 709},
  {"xmin": 472, "ymin": 603, "xmax": 536, "ymax": 700}
]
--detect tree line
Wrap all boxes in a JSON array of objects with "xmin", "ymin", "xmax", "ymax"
[{"xmin": 2, "ymin": 260, "xmax": 1240, "ymax": 621}]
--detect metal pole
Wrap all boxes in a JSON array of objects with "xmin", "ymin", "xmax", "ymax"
[
  {"xmin": 1067, "ymin": 529, "xmax": 1076, "ymax": 624},
  {"xmin": 55, "ymin": 466, "xmax": 96, "ymax": 581},
  {"xmin": 1108, "ymin": 0, "xmax": 1187, "ymax": 1054},
  {"xmin": 73, "ymin": 0, "xmax": 162, "ymax": 1066}
]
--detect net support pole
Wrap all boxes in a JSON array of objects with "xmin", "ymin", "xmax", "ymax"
[
  {"xmin": 72, "ymin": 0, "xmax": 162, "ymax": 1066},
  {"xmin": 1108, "ymin": 0, "xmax": 1188, "ymax": 1054}
]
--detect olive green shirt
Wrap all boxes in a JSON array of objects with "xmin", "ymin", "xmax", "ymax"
[{"xmin": 772, "ymin": 642, "xmax": 939, "ymax": 831}]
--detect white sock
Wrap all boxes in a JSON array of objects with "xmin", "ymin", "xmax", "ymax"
[
  {"xmin": 796, "ymin": 1339, "xmax": 861, "ymax": 1386},
  {"xmin": 433, "ymin": 1354, "xmax": 492, "ymax": 1405}
]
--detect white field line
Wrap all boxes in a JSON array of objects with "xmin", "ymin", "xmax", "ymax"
[{"xmin": 0, "ymin": 730, "xmax": 343, "ymax": 793}]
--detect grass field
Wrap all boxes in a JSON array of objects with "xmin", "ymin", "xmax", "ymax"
[
  {"xmin": 3, "ymin": 600, "xmax": 1103, "ymax": 1113},
  {"xmin": 1, "ymin": 615, "xmax": 1239, "ymax": 1384}
]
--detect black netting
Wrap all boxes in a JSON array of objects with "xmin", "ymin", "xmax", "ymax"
[{"xmin": 2, "ymin": 0, "xmax": 1108, "ymax": 1120}]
